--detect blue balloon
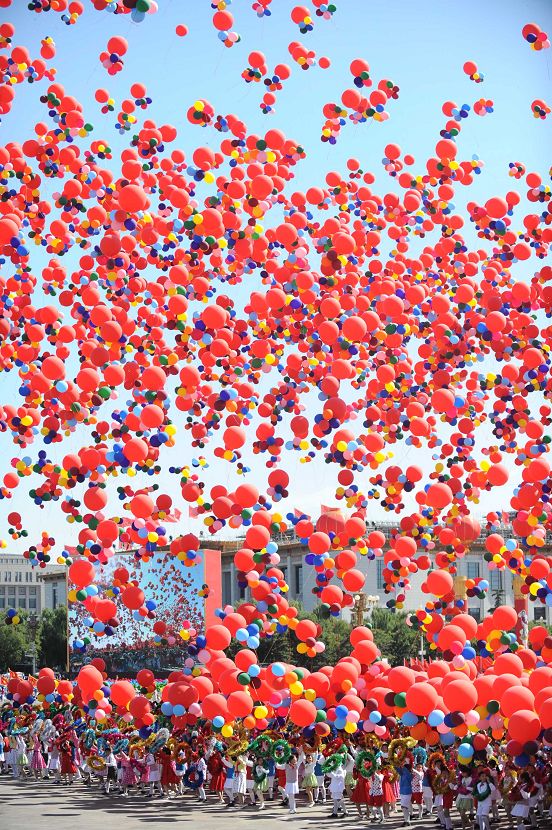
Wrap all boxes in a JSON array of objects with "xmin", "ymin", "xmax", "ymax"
[
  {"xmin": 213, "ymin": 715, "xmax": 225, "ymax": 729},
  {"xmin": 161, "ymin": 702, "xmax": 173, "ymax": 716},
  {"xmin": 428, "ymin": 709, "xmax": 444, "ymax": 727},
  {"xmin": 401, "ymin": 711, "xmax": 418, "ymax": 727},
  {"xmin": 369, "ymin": 710, "xmax": 381, "ymax": 724},
  {"xmin": 440, "ymin": 732, "xmax": 455, "ymax": 746}
]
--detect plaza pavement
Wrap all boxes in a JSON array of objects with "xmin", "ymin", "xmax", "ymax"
[{"xmin": 0, "ymin": 776, "xmax": 549, "ymax": 830}]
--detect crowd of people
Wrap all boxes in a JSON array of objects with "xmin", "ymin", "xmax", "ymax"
[{"xmin": 2, "ymin": 708, "xmax": 552, "ymax": 829}]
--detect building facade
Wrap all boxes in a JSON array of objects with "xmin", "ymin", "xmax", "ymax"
[
  {"xmin": 0, "ymin": 556, "xmax": 65, "ymax": 614},
  {"xmin": 39, "ymin": 569, "xmax": 68, "ymax": 611},
  {"xmin": 216, "ymin": 522, "xmax": 551, "ymax": 625}
]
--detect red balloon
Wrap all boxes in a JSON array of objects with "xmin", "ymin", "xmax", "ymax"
[
  {"xmin": 289, "ymin": 699, "xmax": 316, "ymax": 727},
  {"xmin": 442, "ymin": 679, "xmax": 478, "ymax": 714},
  {"xmin": 405, "ymin": 682, "xmax": 438, "ymax": 716},
  {"xmin": 227, "ymin": 691, "xmax": 254, "ymax": 718},
  {"xmin": 507, "ymin": 709, "xmax": 541, "ymax": 743},
  {"xmin": 205, "ymin": 624, "xmax": 231, "ymax": 651},
  {"xmin": 69, "ymin": 559, "xmax": 95, "ymax": 589},
  {"xmin": 110, "ymin": 680, "xmax": 136, "ymax": 707}
]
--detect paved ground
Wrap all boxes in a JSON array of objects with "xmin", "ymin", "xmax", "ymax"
[{"xmin": 0, "ymin": 776, "xmax": 549, "ymax": 830}]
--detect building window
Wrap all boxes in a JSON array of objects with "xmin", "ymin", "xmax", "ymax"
[
  {"xmin": 15, "ymin": 571, "xmax": 22, "ymax": 582},
  {"xmin": 468, "ymin": 606, "xmax": 481, "ymax": 622},
  {"xmin": 18, "ymin": 596, "xmax": 27, "ymax": 609},
  {"xmin": 0, "ymin": 586, "xmax": 4, "ymax": 594},
  {"xmin": 222, "ymin": 571, "xmax": 232, "ymax": 606},
  {"xmin": 4, "ymin": 572, "xmax": 11, "ymax": 582},
  {"xmin": 466, "ymin": 562, "xmax": 480, "ymax": 580},
  {"xmin": 489, "ymin": 570, "xmax": 502, "ymax": 591},
  {"xmin": 0, "ymin": 597, "xmax": 4, "ymax": 609},
  {"xmin": 29, "ymin": 596, "xmax": 37, "ymax": 610},
  {"xmin": 52, "ymin": 587, "xmax": 58, "ymax": 609},
  {"xmin": 28, "ymin": 587, "xmax": 37, "ymax": 596},
  {"xmin": 25, "ymin": 572, "xmax": 33, "ymax": 582},
  {"xmin": 534, "ymin": 607, "xmax": 547, "ymax": 622},
  {"xmin": 7, "ymin": 588, "xmax": 15, "ymax": 600},
  {"xmin": 294, "ymin": 565, "xmax": 303, "ymax": 597},
  {"xmin": 376, "ymin": 559, "xmax": 385, "ymax": 590}
]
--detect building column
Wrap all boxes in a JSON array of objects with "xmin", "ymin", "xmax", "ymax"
[
  {"xmin": 230, "ymin": 562, "xmax": 237, "ymax": 605},
  {"xmin": 287, "ymin": 553, "xmax": 293, "ymax": 596},
  {"xmin": 453, "ymin": 575, "xmax": 467, "ymax": 613}
]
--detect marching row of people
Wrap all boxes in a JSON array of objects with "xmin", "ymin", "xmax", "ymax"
[{"xmin": 2, "ymin": 728, "xmax": 552, "ymax": 828}]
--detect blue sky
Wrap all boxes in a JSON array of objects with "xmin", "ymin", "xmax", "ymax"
[{"xmin": 1, "ymin": 0, "xmax": 551, "ymax": 557}]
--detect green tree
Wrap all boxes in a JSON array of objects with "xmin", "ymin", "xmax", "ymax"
[
  {"xmin": 0, "ymin": 620, "xmax": 27, "ymax": 670},
  {"xmin": 369, "ymin": 608, "xmax": 421, "ymax": 666},
  {"xmin": 38, "ymin": 606, "xmax": 68, "ymax": 670}
]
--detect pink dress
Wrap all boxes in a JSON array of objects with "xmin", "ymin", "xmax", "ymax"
[
  {"xmin": 120, "ymin": 754, "xmax": 138, "ymax": 787},
  {"xmin": 31, "ymin": 737, "xmax": 46, "ymax": 771}
]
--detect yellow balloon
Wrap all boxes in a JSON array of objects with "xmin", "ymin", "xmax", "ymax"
[
  {"xmin": 221, "ymin": 724, "xmax": 233, "ymax": 738},
  {"xmin": 344, "ymin": 721, "xmax": 357, "ymax": 734}
]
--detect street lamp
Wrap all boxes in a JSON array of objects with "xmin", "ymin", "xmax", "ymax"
[{"xmin": 27, "ymin": 612, "xmax": 39, "ymax": 675}]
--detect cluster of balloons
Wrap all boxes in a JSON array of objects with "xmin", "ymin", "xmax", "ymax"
[
  {"xmin": 522, "ymin": 22, "xmax": 550, "ymax": 51},
  {"xmin": 0, "ymin": 27, "xmax": 56, "ymax": 118},
  {"xmin": 0, "ymin": 0, "xmax": 551, "ymax": 763},
  {"xmin": 99, "ymin": 37, "xmax": 127, "ymax": 77},
  {"xmin": 4, "ymin": 607, "xmax": 20, "ymax": 626},
  {"xmin": 531, "ymin": 99, "xmax": 550, "ymax": 119},
  {"xmin": 463, "ymin": 61, "xmax": 484, "ymax": 83},
  {"xmin": 321, "ymin": 60, "xmax": 398, "ymax": 142},
  {"xmin": 241, "ymin": 51, "xmax": 292, "ymax": 114},
  {"xmin": 211, "ymin": 4, "xmax": 241, "ymax": 49},
  {"xmin": 5, "ymin": 605, "xmax": 552, "ymax": 765}
]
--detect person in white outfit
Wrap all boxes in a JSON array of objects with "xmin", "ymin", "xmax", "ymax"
[{"xmin": 328, "ymin": 759, "xmax": 348, "ymax": 817}]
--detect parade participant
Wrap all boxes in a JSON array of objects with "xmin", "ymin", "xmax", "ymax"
[
  {"xmin": 252, "ymin": 758, "xmax": 269, "ymax": 809},
  {"xmin": 473, "ymin": 768, "xmax": 493, "ymax": 830},
  {"xmin": 411, "ymin": 761, "xmax": 424, "ymax": 820},
  {"xmin": 104, "ymin": 748, "xmax": 117, "ymax": 795},
  {"xmin": 119, "ymin": 749, "xmax": 137, "ymax": 797},
  {"xmin": 265, "ymin": 753, "xmax": 276, "ymax": 801},
  {"xmin": 232, "ymin": 752, "xmax": 247, "ymax": 808},
  {"xmin": 278, "ymin": 751, "xmax": 300, "ymax": 815},
  {"xmin": 327, "ymin": 755, "xmax": 348, "ymax": 818},
  {"xmin": 382, "ymin": 765, "xmax": 397, "ymax": 818},
  {"xmin": 146, "ymin": 749, "xmax": 162, "ymax": 798},
  {"xmin": 59, "ymin": 739, "xmax": 76, "ymax": 785},
  {"xmin": 397, "ymin": 755, "xmax": 413, "ymax": 826},
  {"xmin": 30, "ymin": 733, "xmax": 46, "ymax": 780},
  {"xmin": 175, "ymin": 749, "xmax": 187, "ymax": 794},
  {"xmin": 207, "ymin": 747, "xmax": 226, "ymax": 803},
  {"xmin": 422, "ymin": 762, "xmax": 433, "ymax": 817},
  {"xmin": 351, "ymin": 762, "xmax": 370, "ymax": 818},
  {"xmin": 314, "ymin": 750, "xmax": 327, "ymax": 804},
  {"xmin": 368, "ymin": 766, "xmax": 385, "ymax": 823},
  {"xmin": 509, "ymin": 771, "xmax": 533, "ymax": 830},
  {"xmin": 301, "ymin": 751, "xmax": 317, "ymax": 807},
  {"xmin": 158, "ymin": 745, "xmax": 178, "ymax": 797},
  {"xmin": 456, "ymin": 769, "xmax": 475, "ymax": 830},
  {"xmin": 46, "ymin": 739, "xmax": 61, "ymax": 784},
  {"xmin": 221, "ymin": 753, "xmax": 235, "ymax": 805},
  {"xmin": 195, "ymin": 751, "xmax": 208, "ymax": 802}
]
